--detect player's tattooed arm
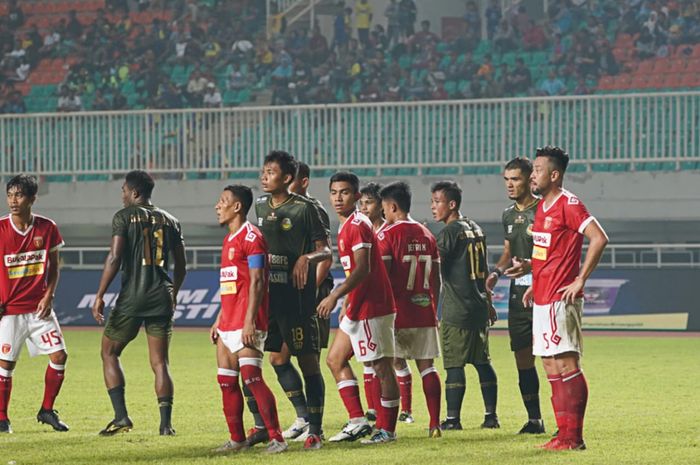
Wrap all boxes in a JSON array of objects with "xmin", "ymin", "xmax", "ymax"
[
  {"xmin": 292, "ymin": 239, "xmax": 331, "ymax": 289},
  {"xmin": 92, "ymin": 235, "xmax": 126, "ymax": 325},
  {"xmin": 317, "ymin": 247, "xmax": 370, "ymax": 319},
  {"xmin": 37, "ymin": 249, "xmax": 60, "ymax": 319}
]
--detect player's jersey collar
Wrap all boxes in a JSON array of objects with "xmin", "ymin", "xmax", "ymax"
[
  {"xmin": 267, "ymin": 193, "xmax": 295, "ymax": 210},
  {"xmin": 8, "ymin": 214, "xmax": 35, "ymax": 236},
  {"xmin": 541, "ymin": 191, "xmax": 564, "ymax": 213},
  {"xmin": 227, "ymin": 221, "xmax": 251, "ymax": 242}
]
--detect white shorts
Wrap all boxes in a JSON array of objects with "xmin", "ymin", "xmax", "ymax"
[
  {"xmin": 340, "ymin": 313, "xmax": 396, "ymax": 363},
  {"xmin": 532, "ymin": 299, "xmax": 584, "ymax": 357},
  {"xmin": 0, "ymin": 311, "xmax": 67, "ymax": 362},
  {"xmin": 217, "ymin": 328, "xmax": 267, "ymax": 355},
  {"xmin": 395, "ymin": 326, "xmax": 440, "ymax": 360}
]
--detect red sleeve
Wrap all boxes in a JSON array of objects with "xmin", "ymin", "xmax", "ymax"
[
  {"xmin": 348, "ymin": 221, "xmax": 373, "ymax": 252},
  {"xmin": 48, "ymin": 222, "xmax": 65, "ymax": 252},
  {"xmin": 244, "ymin": 230, "xmax": 267, "ymax": 257},
  {"xmin": 376, "ymin": 230, "xmax": 392, "ymax": 259},
  {"xmin": 563, "ymin": 197, "xmax": 593, "ymax": 234}
]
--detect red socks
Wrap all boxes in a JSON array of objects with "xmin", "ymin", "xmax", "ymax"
[
  {"xmin": 379, "ymin": 397, "xmax": 400, "ymax": 433},
  {"xmin": 562, "ymin": 369, "xmax": 588, "ymax": 444},
  {"xmin": 42, "ymin": 362, "xmax": 65, "ymax": 411},
  {"xmin": 0, "ymin": 367, "xmax": 12, "ymax": 421},
  {"xmin": 217, "ymin": 368, "xmax": 245, "ymax": 442},
  {"xmin": 240, "ymin": 359, "xmax": 284, "ymax": 442},
  {"xmin": 420, "ymin": 367, "xmax": 441, "ymax": 429},
  {"xmin": 395, "ymin": 367, "xmax": 412, "ymax": 413},
  {"xmin": 362, "ymin": 366, "xmax": 375, "ymax": 411},
  {"xmin": 337, "ymin": 379, "xmax": 365, "ymax": 420}
]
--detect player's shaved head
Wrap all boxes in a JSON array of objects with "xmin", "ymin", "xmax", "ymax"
[
  {"xmin": 224, "ymin": 185, "xmax": 253, "ymax": 215},
  {"xmin": 124, "ymin": 170, "xmax": 155, "ymax": 199},
  {"xmin": 380, "ymin": 181, "xmax": 412, "ymax": 213},
  {"xmin": 6, "ymin": 174, "xmax": 38, "ymax": 198}
]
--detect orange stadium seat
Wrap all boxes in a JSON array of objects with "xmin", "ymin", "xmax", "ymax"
[
  {"xmin": 679, "ymin": 73, "xmax": 698, "ymax": 88},
  {"xmin": 629, "ymin": 75, "xmax": 649, "ymax": 90},
  {"xmin": 597, "ymin": 76, "xmax": 615, "ymax": 91},
  {"xmin": 636, "ymin": 60, "xmax": 654, "ymax": 74},
  {"xmin": 647, "ymin": 74, "xmax": 666, "ymax": 89},
  {"xmin": 686, "ymin": 59, "xmax": 700, "ymax": 73},
  {"xmin": 651, "ymin": 58, "xmax": 672, "ymax": 74},
  {"xmin": 667, "ymin": 58, "xmax": 688, "ymax": 75},
  {"xmin": 662, "ymin": 74, "xmax": 683, "ymax": 89}
]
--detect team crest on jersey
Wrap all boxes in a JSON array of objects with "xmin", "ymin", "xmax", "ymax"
[
  {"xmin": 526, "ymin": 224, "xmax": 533, "ymax": 236},
  {"xmin": 228, "ymin": 248, "xmax": 235, "ymax": 260},
  {"xmin": 281, "ymin": 218, "xmax": 293, "ymax": 231},
  {"xmin": 1, "ymin": 344, "xmax": 10, "ymax": 354},
  {"xmin": 544, "ymin": 216, "xmax": 553, "ymax": 230},
  {"xmin": 515, "ymin": 215, "xmax": 525, "ymax": 224},
  {"xmin": 34, "ymin": 236, "xmax": 44, "ymax": 248}
]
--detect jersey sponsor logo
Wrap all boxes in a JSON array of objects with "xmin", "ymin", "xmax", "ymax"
[
  {"xmin": 228, "ymin": 248, "xmax": 235, "ymax": 260},
  {"xmin": 281, "ymin": 218, "xmax": 293, "ymax": 231},
  {"xmin": 34, "ymin": 236, "xmax": 44, "ymax": 248},
  {"xmin": 340, "ymin": 255, "xmax": 351, "ymax": 277},
  {"xmin": 269, "ymin": 271, "xmax": 288, "ymax": 284},
  {"xmin": 532, "ymin": 246, "xmax": 547, "ymax": 261},
  {"xmin": 220, "ymin": 281, "xmax": 237, "ymax": 295},
  {"xmin": 1, "ymin": 343, "xmax": 10, "ymax": 354},
  {"xmin": 339, "ymin": 239, "xmax": 345, "ymax": 252},
  {"xmin": 532, "ymin": 232, "xmax": 551, "ymax": 247},
  {"xmin": 410, "ymin": 293, "xmax": 431, "ymax": 307},
  {"xmin": 269, "ymin": 254, "xmax": 289, "ymax": 267},
  {"xmin": 515, "ymin": 215, "xmax": 525, "ymax": 224},
  {"xmin": 220, "ymin": 266, "xmax": 238, "ymax": 282},
  {"xmin": 8, "ymin": 263, "xmax": 45, "ymax": 279},
  {"xmin": 4, "ymin": 250, "xmax": 47, "ymax": 267},
  {"xmin": 514, "ymin": 273, "xmax": 533, "ymax": 286},
  {"xmin": 544, "ymin": 216, "xmax": 553, "ymax": 230}
]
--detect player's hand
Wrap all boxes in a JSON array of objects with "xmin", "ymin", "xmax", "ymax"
[
  {"xmin": 505, "ymin": 256, "xmax": 531, "ymax": 278},
  {"xmin": 36, "ymin": 295, "xmax": 54, "ymax": 320},
  {"xmin": 292, "ymin": 255, "xmax": 310, "ymax": 289},
  {"xmin": 242, "ymin": 321, "xmax": 256, "ymax": 348},
  {"xmin": 485, "ymin": 272, "xmax": 499, "ymax": 292},
  {"xmin": 209, "ymin": 323, "xmax": 219, "ymax": 344},
  {"xmin": 317, "ymin": 293, "xmax": 338, "ymax": 319},
  {"xmin": 92, "ymin": 297, "xmax": 105, "ymax": 325},
  {"xmin": 558, "ymin": 277, "xmax": 583, "ymax": 304},
  {"xmin": 488, "ymin": 304, "xmax": 498, "ymax": 326},
  {"xmin": 522, "ymin": 286, "xmax": 534, "ymax": 308}
]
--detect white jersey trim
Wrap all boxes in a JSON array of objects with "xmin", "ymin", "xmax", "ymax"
[
  {"xmin": 351, "ymin": 242, "xmax": 372, "ymax": 251},
  {"xmin": 7, "ymin": 214, "xmax": 35, "ymax": 237},
  {"xmin": 49, "ymin": 241, "xmax": 65, "ymax": 253},
  {"xmin": 577, "ymin": 216, "xmax": 595, "ymax": 234},
  {"xmin": 227, "ymin": 221, "xmax": 251, "ymax": 242}
]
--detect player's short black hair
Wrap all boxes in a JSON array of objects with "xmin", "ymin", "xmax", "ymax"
[
  {"xmin": 264, "ymin": 150, "xmax": 298, "ymax": 181},
  {"xmin": 6, "ymin": 174, "xmax": 38, "ymax": 197},
  {"xmin": 124, "ymin": 170, "xmax": 155, "ymax": 199},
  {"xmin": 505, "ymin": 157, "xmax": 533, "ymax": 178},
  {"xmin": 380, "ymin": 181, "xmax": 411, "ymax": 213},
  {"xmin": 296, "ymin": 161, "xmax": 310, "ymax": 180},
  {"xmin": 329, "ymin": 171, "xmax": 360, "ymax": 193},
  {"xmin": 536, "ymin": 145, "xmax": 569, "ymax": 174},
  {"xmin": 224, "ymin": 185, "xmax": 253, "ymax": 215},
  {"xmin": 359, "ymin": 182, "xmax": 382, "ymax": 201},
  {"xmin": 431, "ymin": 180, "xmax": 462, "ymax": 209}
]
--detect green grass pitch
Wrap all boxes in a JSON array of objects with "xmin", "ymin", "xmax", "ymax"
[{"xmin": 1, "ymin": 329, "xmax": 698, "ymax": 465}]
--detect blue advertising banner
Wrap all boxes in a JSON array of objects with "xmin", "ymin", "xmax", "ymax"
[{"xmin": 53, "ymin": 269, "xmax": 700, "ymax": 331}]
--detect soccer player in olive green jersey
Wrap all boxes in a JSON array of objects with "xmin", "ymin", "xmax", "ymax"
[
  {"xmin": 92, "ymin": 171, "xmax": 187, "ymax": 437},
  {"xmin": 485, "ymin": 157, "xmax": 545, "ymax": 435},
  {"xmin": 253, "ymin": 151, "xmax": 331, "ymax": 450},
  {"xmin": 430, "ymin": 181, "xmax": 499, "ymax": 431}
]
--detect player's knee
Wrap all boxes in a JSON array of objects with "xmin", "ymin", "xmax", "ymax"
[
  {"xmin": 393, "ymin": 358, "xmax": 407, "ymax": 371},
  {"xmin": 52, "ymin": 351, "xmax": 68, "ymax": 365},
  {"xmin": 149, "ymin": 358, "xmax": 169, "ymax": 374},
  {"xmin": 325, "ymin": 353, "xmax": 342, "ymax": 374}
]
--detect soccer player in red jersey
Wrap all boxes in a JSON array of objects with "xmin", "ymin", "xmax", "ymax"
[
  {"xmin": 357, "ymin": 182, "xmax": 385, "ymax": 422},
  {"xmin": 510, "ymin": 146, "xmax": 608, "ymax": 450},
  {"xmin": 211, "ymin": 185, "xmax": 287, "ymax": 454},
  {"xmin": 318, "ymin": 172, "xmax": 400, "ymax": 445},
  {"xmin": 377, "ymin": 182, "xmax": 442, "ymax": 437},
  {"xmin": 0, "ymin": 175, "xmax": 69, "ymax": 433}
]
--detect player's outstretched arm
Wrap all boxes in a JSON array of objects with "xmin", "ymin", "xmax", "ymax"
[
  {"xmin": 292, "ymin": 239, "xmax": 332, "ymax": 289},
  {"xmin": 487, "ymin": 240, "xmax": 511, "ymax": 291},
  {"xmin": 317, "ymin": 247, "xmax": 370, "ymax": 319},
  {"xmin": 171, "ymin": 242, "xmax": 187, "ymax": 308},
  {"xmin": 37, "ymin": 249, "xmax": 60, "ymax": 320},
  {"xmin": 92, "ymin": 235, "xmax": 125, "ymax": 325},
  {"xmin": 559, "ymin": 220, "xmax": 609, "ymax": 304}
]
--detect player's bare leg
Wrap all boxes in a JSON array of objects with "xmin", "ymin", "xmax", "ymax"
[
  {"xmin": 297, "ymin": 352, "xmax": 325, "ymax": 449},
  {"xmin": 147, "ymin": 333, "xmax": 174, "ymax": 435},
  {"xmin": 393, "ymin": 358, "xmax": 413, "ymax": 423},
  {"xmin": 99, "ymin": 336, "xmax": 133, "ymax": 436},
  {"xmin": 362, "ymin": 357, "xmax": 400, "ymax": 444},
  {"xmin": 326, "ymin": 330, "xmax": 371, "ymax": 442},
  {"xmin": 37, "ymin": 350, "xmax": 69, "ymax": 431},
  {"xmin": 0, "ymin": 359, "xmax": 16, "ymax": 433},
  {"xmin": 267, "ymin": 343, "xmax": 310, "ymax": 441},
  {"xmin": 514, "ymin": 347, "xmax": 544, "ymax": 434},
  {"xmin": 415, "ymin": 359, "xmax": 441, "ymax": 437}
]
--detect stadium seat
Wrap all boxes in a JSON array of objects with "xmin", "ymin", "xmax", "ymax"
[{"xmin": 636, "ymin": 60, "xmax": 654, "ymax": 75}]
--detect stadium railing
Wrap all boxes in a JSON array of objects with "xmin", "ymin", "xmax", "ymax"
[
  {"xmin": 1, "ymin": 91, "xmax": 699, "ymax": 181},
  {"xmin": 60, "ymin": 243, "xmax": 700, "ymax": 270}
]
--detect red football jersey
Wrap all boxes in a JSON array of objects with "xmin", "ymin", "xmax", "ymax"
[
  {"xmin": 218, "ymin": 222, "xmax": 270, "ymax": 332},
  {"xmin": 377, "ymin": 220, "xmax": 439, "ymax": 329},
  {"xmin": 531, "ymin": 189, "xmax": 595, "ymax": 305},
  {"xmin": 337, "ymin": 211, "xmax": 396, "ymax": 321},
  {"xmin": 0, "ymin": 214, "xmax": 64, "ymax": 315}
]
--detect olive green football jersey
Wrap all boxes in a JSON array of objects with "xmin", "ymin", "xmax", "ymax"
[{"xmin": 502, "ymin": 198, "xmax": 538, "ymax": 288}]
